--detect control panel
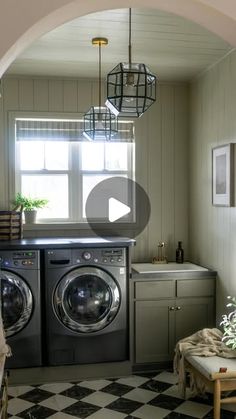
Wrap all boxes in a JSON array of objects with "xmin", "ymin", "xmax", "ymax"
[
  {"xmin": 46, "ymin": 248, "xmax": 126, "ymax": 268},
  {"xmin": 72, "ymin": 248, "xmax": 126, "ymax": 267},
  {"xmin": 0, "ymin": 250, "xmax": 39, "ymax": 269}
]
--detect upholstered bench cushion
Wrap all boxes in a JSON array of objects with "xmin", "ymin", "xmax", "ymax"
[{"xmin": 186, "ymin": 355, "xmax": 236, "ymax": 380}]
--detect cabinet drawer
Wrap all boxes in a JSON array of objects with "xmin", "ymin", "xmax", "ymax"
[
  {"xmin": 135, "ymin": 280, "xmax": 175, "ymax": 299},
  {"xmin": 177, "ymin": 279, "xmax": 215, "ymax": 297}
]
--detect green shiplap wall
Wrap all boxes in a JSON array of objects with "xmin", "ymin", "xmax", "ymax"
[
  {"xmin": 0, "ymin": 76, "xmax": 189, "ymax": 262},
  {"xmin": 190, "ymin": 51, "xmax": 236, "ymax": 323}
]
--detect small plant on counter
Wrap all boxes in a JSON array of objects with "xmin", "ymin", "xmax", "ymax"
[
  {"xmin": 220, "ymin": 296, "xmax": 236, "ymax": 349},
  {"xmin": 12, "ymin": 193, "xmax": 48, "ymax": 211},
  {"xmin": 12, "ymin": 193, "xmax": 49, "ymax": 224}
]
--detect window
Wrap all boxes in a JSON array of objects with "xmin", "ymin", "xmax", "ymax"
[{"xmin": 14, "ymin": 117, "xmax": 134, "ymax": 223}]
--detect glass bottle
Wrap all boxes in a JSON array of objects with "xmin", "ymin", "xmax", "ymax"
[{"xmin": 176, "ymin": 241, "xmax": 184, "ymax": 263}]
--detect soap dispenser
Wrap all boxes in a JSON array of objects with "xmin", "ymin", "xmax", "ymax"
[{"xmin": 176, "ymin": 241, "xmax": 184, "ymax": 263}]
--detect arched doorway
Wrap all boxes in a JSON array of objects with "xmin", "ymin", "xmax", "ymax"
[{"xmin": 1, "ymin": 0, "xmax": 236, "ymax": 76}]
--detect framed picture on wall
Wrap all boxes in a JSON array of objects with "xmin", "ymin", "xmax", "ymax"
[{"xmin": 212, "ymin": 143, "xmax": 234, "ymax": 206}]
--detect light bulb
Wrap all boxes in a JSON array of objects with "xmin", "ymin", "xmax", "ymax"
[
  {"xmin": 97, "ymin": 112, "xmax": 104, "ymax": 130},
  {"xmin": 124, "ymin": 72, "xmax": 135, "ymax": 103},
  {"xmin": 97, "ymin": 120, "xmax": 104, "ymax": 130}
]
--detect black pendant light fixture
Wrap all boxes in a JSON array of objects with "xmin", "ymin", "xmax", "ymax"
[
  {"xmin": 83, "ymin": 37, "xmax": 118, "ymax": 141},
  {"xmin": 106, "ymin": 9, "xmax": 156, "ymax": 118}
]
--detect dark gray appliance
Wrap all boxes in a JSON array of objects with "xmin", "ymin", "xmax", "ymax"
[
  {"xmin": 44, "ymin": 247, "xmax": 128, "ymax": 366},
  {"xmin": 0, "ymin": 250, "xmax": 42, "ymax": 368}
]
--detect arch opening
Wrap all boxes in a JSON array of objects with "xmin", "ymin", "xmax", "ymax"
[{"xmin": 1, "ymin": 0, "xmax": 236, "ymax": 77}]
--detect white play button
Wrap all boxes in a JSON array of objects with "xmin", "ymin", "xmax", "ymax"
[
  {"xmin": 108, "ymin": 197, "xmax": 131, "ymax": 222},
  {"xmin": 85, "ymin": 176, "xmax": 151, "ymax": 239}
]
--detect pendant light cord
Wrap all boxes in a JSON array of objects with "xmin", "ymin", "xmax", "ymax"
[
  {"xmin": 92, "ymin": 37, "xmax": 108, "ymax": 110},
  {"xmin": 128, "ymin": 8, "xmax": 132, "ymax": 65},
  {"xmin": 99, "ymin": 41, "xmax": 101, "ymax": 109}
]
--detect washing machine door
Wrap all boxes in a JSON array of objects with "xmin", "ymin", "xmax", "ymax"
[
  {"xmin": 54, "ymin": 266, "xmax": 120, "ymax": 333},
  {"xmin": 0, "ymin": 271, "xmax": 33, "ymax": 337}
]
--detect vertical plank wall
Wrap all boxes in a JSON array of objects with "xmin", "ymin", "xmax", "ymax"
[
  {"xmin": 190, "ymin": 50, "xmax": 236, "ymax": 323},
  {"xmin": 0, "ymin": 76, "xmax": 189, "ymax": 262}
]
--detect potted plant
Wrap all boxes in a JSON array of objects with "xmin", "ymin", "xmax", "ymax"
[{"xmin": 12, "ymin": 193, "xmax": 48, "ymax": 224}]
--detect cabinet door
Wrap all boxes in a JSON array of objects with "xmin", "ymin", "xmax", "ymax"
[
  {"xmin": 135, "ymin": 300, "xmax": 175, "ymax": 363},
  {"xmin": 175, "ymin": 297, "xmax": 215, "ymax": 344}
]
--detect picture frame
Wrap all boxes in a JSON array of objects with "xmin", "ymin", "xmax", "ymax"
[{"xmin": 212, "ymin": 143, "xmax": 234, "ymax": 206}]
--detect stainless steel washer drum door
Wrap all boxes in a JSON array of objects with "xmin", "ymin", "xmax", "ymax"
[
  {"xmin": 0, "ymin": 271, "xmax": 33, "ymax": 337},
  {"xmin": 54, "ymin": 267, "xmax": 121, "ymax": 333}
]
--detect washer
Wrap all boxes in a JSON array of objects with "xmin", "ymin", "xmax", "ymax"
[
  {"xmin": 0, "ymin": 250, "xmax": 42, "ymax": 368},
  {"xmin": 44, "ymin": 247, "xmax": 128, "ymax": 366}
]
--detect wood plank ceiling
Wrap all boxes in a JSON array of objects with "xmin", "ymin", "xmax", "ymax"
[{"xmin": 6, "ymin": 8, "xmax": 233, "ymax": 81}]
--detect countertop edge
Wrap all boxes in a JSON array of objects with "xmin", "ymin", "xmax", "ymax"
[
  {"xmin": 0, "ymin": 237, "xmax": 136, "ymax": 249},
  {"xmin": 131, "ymin": 270, "xmax": 217, "ymax": 280}
]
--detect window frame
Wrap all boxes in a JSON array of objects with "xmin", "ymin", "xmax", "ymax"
[{"xmin": 8, "ymin": 111, "xmax": 135, "ymax": 228}]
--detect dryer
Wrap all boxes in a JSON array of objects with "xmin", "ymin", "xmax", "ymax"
[
  {"xmin": 0, "ymin": 250, "xmax": 42, "ymax": 368},
  {"xmin": 44, "ymin": 247, "xmax": 128, "ymax": 366}
]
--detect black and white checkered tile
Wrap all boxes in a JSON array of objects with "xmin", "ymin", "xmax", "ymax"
[{"xmin": 6, "ymin": 370, "xmax": 236, "ymax": 418}]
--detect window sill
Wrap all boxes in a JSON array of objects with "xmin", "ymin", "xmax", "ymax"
[
  {"xmin": 23, "ymin": 222, "xmax": 90, "ymax": 231},
  {"xmin": 23, "ymin": 222, "xmax": 136, "ymax": 231}
]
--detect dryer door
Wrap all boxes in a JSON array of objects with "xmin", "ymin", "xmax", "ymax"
[
  {"xmin": 0, "ymin": 271, "xmax": 33, "ymax": 337},
  {"xmin": 54, "ymin": 267, "xmax": 120, "ymax": 333}
]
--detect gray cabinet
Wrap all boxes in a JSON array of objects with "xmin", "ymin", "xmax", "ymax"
[
  {"xmin": 135, "ymin": 299, "xmax": 175, "ymax": 363},
  {"xmin": 134, "ymin": 277, "xmax": 215, "ymax": 364},
  {"xmin": 175, "ymin": 297, "xmax": 214, "ymax": 344}
]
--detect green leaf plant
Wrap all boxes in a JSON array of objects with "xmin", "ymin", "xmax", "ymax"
[
  {"xmin": 12, "ymin": 193, "xmax": 48, "ymax": 211},
  {"xmin": 220, "ymin": 296, "xmax": 236, "ymax": 349}
]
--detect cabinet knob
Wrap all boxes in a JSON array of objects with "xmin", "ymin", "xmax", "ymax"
[
  {"xmin": 169, "ymin": 306, "xmax": 175, "ymax": 311},
  {"xmin": 176, "ymin": 306, "xmax": 181, "ymax": 310}
]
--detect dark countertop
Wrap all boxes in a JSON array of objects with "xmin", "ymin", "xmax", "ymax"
[{"xmin": 0, "ymin": 237, "xmax": 136, "ymax": 250}]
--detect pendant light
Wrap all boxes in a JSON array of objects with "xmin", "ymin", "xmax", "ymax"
[
  {"xmin": 106, "ymin": 9, "xmax": 156, "ymax": 118},
  {"xmin": 83, "ymin": 38, "xmax": 118, "ymax": 141}
]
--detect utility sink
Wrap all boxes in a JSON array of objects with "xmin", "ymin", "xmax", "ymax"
[{"xmin": 132, "ymin": 262, "xmax": 209, "ymax": 274}]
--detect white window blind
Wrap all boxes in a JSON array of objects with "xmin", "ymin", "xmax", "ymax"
[{"xmin": 16, "ymin": 118, "xmax": 134, "ymax": 142}]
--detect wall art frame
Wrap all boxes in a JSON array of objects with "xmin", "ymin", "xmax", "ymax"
[{"xmin": 212, "ymin": 143, "xmax": 234, "ymax": 206}]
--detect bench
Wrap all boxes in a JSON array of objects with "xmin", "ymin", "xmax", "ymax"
[
  {"xmin": 0, "ymin": 371, "xmax": 8, "ymax": 419},
  {"xmin": 185, "ymin": 355, "xmax": 236, "ymax": 419}
]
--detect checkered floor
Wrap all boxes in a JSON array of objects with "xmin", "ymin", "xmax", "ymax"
[{"xmin": 6, "ymin": 370, "xmax": 236, "ymax": 419}]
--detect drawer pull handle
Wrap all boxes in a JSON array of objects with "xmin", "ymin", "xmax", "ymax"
[
  {"xmin": 169, "ymin": 306, "xmax": 175, "ymax": 311},
  {"xmin": 176, "ymin": 306, "xmax": 181, "ymax": 310}
]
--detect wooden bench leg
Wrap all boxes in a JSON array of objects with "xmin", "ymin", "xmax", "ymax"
[{"xmin": 214, "ymin": 379, "xmax": 221, "ymax": 419}]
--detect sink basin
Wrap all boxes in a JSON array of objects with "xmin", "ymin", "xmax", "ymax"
[{"xmin": 132, "ymin": 262, "xmax": 209, "ymax": 274}]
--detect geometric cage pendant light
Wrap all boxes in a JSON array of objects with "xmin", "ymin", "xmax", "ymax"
[
  {"xmin": 106, "ymin": 9, "xmax": 156, "ymax": 118},
  {"xmin": 83, "ymin": 38, "xmax": 118, "ymax": 141}
]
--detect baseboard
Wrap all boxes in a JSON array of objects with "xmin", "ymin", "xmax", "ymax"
[
  {"xmin": 132, "ymin": 361, "xmax": 172, "ymax": 373},
  {"xmin": 7, "ymin": 361, "xmax": 132, "ymax": 386}
]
